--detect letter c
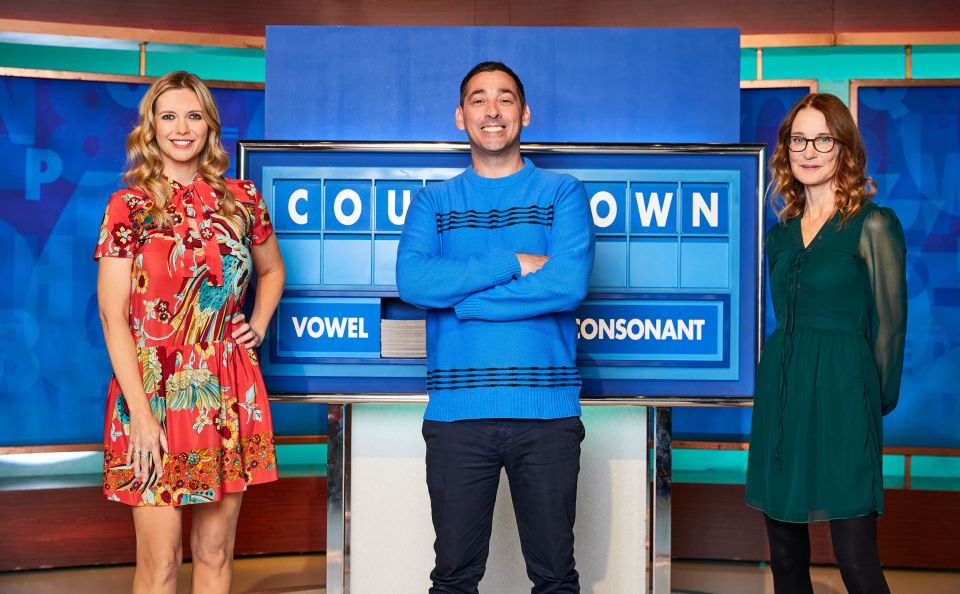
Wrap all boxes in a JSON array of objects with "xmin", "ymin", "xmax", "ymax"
[{"xmin": 288, "ymin": 188, "xmax": 309, "ymax": 225}]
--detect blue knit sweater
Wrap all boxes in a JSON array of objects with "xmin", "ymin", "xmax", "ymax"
[{"xmin": 397, "ymin": 158, "xmax": 595, "ymax": 421}]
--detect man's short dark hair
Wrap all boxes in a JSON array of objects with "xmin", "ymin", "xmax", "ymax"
[{"xmin": 459, "ymin": 61, "xmax": 526, "ymax": 106}]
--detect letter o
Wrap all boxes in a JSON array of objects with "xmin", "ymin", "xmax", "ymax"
[
  {"xmin": 308, "ymin": 317, "xmax": 323, "ymax": 338},
  {"xmin": 590, "ymin": 191, "xmax": 617, "ymax": 228},
  {"xmin": 579, "ymin": 318, "xmax": 598, "ymax": 340},
  {"xmin": 334, "ymin": 189, "xmax": 363, "ymax": 226},
  {"xmin": 627, "ymin": 319, "xmax": 644, "ymax": 340}
]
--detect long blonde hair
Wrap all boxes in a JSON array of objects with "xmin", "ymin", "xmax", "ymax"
[
  {"xmin": 123, "ymin": 71, "xmax": 235, "ymax": 227},
  {"xmin": 768, "ymin": 93, "xmax": 876, "ymax": 226}
]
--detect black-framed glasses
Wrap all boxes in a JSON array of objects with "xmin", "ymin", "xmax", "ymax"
[{"xmin": 788, "ymin": 135, "xmax": 838, "ymax": 153}]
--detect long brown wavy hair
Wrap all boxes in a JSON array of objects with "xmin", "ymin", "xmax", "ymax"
[
  {"xmin": 123, "ymin": 71, "xmax": 235, "ymax": 227},
  {"xmin": 768, "ymin": 93, "xmax": 875, "ymax": 225}
]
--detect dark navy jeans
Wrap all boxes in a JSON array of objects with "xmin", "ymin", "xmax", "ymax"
[{"xmin": 423, "ymin": 417, "xmax": 584, "ymax": 594}]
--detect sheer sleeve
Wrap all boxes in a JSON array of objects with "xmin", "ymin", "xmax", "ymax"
[{"xmin": 859, "ymin": 206, "xmax": 908, "ymax": 415}]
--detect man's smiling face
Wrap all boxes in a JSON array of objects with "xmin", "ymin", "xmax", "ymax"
[{"xmin": 456, "ymin": 70, "xmax": 530, "ymax": 158}]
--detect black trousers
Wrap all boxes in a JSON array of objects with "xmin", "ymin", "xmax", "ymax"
[
  {"xmin": 764, "ymin": 513, "xmax": 891, "ymax": 594},
  {"xmin": 423, "ymin": 417, "xmax": 585, "ymax": 594}
]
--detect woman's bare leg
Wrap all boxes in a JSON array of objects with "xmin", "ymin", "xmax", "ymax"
[
  {"xmin": 131, "ymin": 505, "xmax": 183, "ymax": 594},
  {"xmin": 189, "ymin": 493, "xmax": 244, "ymax": 594}
]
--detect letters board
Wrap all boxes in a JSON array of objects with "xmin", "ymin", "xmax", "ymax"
[{"xmin": 240, "ymin": 142, "xmax": 764, "ymax": 398}]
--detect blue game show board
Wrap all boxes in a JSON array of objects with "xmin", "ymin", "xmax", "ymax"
[{"xmin": 240, "ymin": 142, "xmax": 763, "ymax": 398}]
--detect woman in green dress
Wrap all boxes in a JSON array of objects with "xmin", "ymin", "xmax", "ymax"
[{"xmin": 746, "ymin": 93, "xmax": 907, "ymax": 594}]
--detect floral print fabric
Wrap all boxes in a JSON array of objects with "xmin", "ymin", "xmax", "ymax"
[{"xmin": 95, "ymin": 177, "xmax": 278, "ymax": 506}]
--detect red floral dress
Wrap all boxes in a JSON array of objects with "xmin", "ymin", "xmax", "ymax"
[{"xmin": 94, "ymin": 177, "xmax": 278, "ymax": 506}]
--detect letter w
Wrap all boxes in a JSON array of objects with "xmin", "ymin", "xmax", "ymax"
[
  {"xmin": 634, "ymin": 192, "xmax": 673, "ymax": 228},
  {"xmin": 324, "ymin": 317, "xmax": 347, "ymax": 338}
]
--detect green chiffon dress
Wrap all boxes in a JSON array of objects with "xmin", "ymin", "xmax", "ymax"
[{"xmin": 746, "ymin": 202, "xmax": 907, "ymax": 523}]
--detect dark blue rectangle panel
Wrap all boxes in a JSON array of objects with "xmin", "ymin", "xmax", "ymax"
[
  {"xmin": 266, "ymin": 26, "xmax": 740, "ymax": 143},
  {"xmin": 0, "ymin": 75, "xmax": 330, "ymax": 445},
  {"xmin": 673, "ymin": 84, "xmax": 812, "ymax": 443},
  {"xmin": 857, "ymin": 83, "xmax": 960, "ymax": 448}
]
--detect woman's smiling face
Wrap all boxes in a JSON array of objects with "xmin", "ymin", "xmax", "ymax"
[
  {"xmin": 788, "ymin": 107, "xmax": 840, "ymax": 190},
  {"xmin": 154, "ymin": 87, "xmax": 208, "ymax": 176}
]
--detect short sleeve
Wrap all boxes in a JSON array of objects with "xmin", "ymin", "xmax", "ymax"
[
  {"xmin": 236, "ymin": 180, "xmax": 273, "ymax": 245},
  {"xmin": 93, "ymin": 190, "xmax": 138, "ymax": 260},
  {"xmin": 859, "ymin": 205, "xmax": 908, "ymax": 415}
]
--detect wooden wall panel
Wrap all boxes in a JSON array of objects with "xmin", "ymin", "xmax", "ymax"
[
  {"xmin": 2, "ymin": 0, "xmax": 959, "ymax": 38},
  {"xmin": 879, "ymin": 489, "xmax": 960, "ymax": 569},
  {"xmin": 835, "ymin": 0, "xmax": 960, "ymax": 33},
  {"xmin": 0, "ymin": 486, "xmax": 139, "ymax": 569},
  {"xmin": 507, "ymin": 0, "xmax": 835, "ymax": 33},
  {"xmin": 673, "ymin": 483, "xmax": 960, "ymax": 570},
  {"xmin": 2, "ymin": 480, "xmax": 957, "ymax": 571},
  {"xmin": 0, "ymin": 477, "xmax": 325, "ymax": 572}
]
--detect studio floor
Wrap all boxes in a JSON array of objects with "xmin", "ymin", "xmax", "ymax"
[{"xmin": 1, "ymin": 555, "xmax": 959, "ymax": 594}]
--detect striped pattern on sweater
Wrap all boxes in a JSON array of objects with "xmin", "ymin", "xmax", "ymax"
[
  {"xmin": 436, "ymin": 204, "xmax": 554, "ymax": 232},
  {"xmin": 426, "ymin": 366, "xmax": 582, "ymax": 391}
]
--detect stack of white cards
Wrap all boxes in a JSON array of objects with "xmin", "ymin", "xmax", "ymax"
[{"xmin": 380, "ymin": 319, "xmax": 426, "ymax": 358}]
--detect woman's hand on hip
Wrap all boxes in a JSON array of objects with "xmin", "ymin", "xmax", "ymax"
[{"xmin": 231, "ymin": 313, "xmax": 263, "ymax": 348}]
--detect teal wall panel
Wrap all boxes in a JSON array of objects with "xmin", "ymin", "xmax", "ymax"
[
  {"xmin": 740, "ymin": 48, "xmax": 757, "ymax": 80},
  {"xmin": 764, "ymin": 46, "xmax": 906, "ymax": 81},
  {"xmin": 912, "ymin": 45, "xmax": 960, "ymax": 78},
  {"xmin": 0, "ymin": 42, "xmax": 138, "ymax": 75},
  {"xmin": 145, "ymin": 43, "xmax": 265, "ymax": 82}
]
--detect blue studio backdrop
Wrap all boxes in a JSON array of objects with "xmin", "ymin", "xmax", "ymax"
[
  {"xmin": 266, "ymin": 26, "xmax": 741, "ymax": 143},
  {"xmin": 857, "ymin": 83, "xmax": 960, "ymax": 448},
  {"xmin": 262, "ymin": 27, "xmax": 764, "ymax": 402},
  {"xmin": 673, "ymin": 83, "xmax": 813, "ymax": 440},
  {"xmin": 677, "ymin": 82, "xmax": 960, "ymax": 447},
  {"xmin": 0, "ymin": 75, "xmax": 324, "ymax": 445},
  {"xmin": 2, "ymin": 29, "xmax": 955, "ymax": 448}
]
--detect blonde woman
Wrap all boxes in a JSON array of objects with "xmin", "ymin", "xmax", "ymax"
[
  {"xmin": 746, "ymin": 93, "xmax": 907, "ymax": 594},
  {"xmin": 95, "ymin": 71, "xmax": 285, "ymax": 593}
]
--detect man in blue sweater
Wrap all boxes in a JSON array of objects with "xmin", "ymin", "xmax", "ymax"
[{"xmin": 397, "ymin": 61, "xmax": 595, "ymax": 594}]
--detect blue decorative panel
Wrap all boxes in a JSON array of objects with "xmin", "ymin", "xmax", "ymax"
[
  {"xmin": 680, "ymin": 183, "xmax": 730, "ymax": 235},
  {"xmin": 591, "ymin": 239, "xmax": 628, "ymax": 288},
  {"xmin": 277, "ymin": 298, "xmax": 381, "ymax": 358},
  {"xmin": 0, "ymin": 74, "xmax": 332, "ymax": 445},
  {"xmin": 630, "ymin": 238, "xmax": 679, "ymax": 288},
  {"xmin": 630, "ymin": 183, "xmax": 679, "ymax": 235},
  {"xmin": 585, "ymin": 182, "xmax": 628, "ymax": 234},
  {"xmin": 322, "ymin": 237, "xmax": 372, "ymax": 285},
  {"xmin": 681, "ymin": 238, "xmax": 729, "ymax": 289},
  {"xmin": 857, "ymin": 83, "xmax": 960, "ymax": 447},
  {"xmin": 672, "ymin": 84, "xmax": 812, "ymax": 442},
  {"xmin": 323, "ymin": 180, "xmax": 372, "ymax": 232},
  {"xmin": 273, "ymin": 180, "xmax": 323, "ymax": 232},
  {"xmin": 374, "ymin": 180, "xmax": 418, "ymax": 231},
  {"xmin": 266, "ymin": 26, "xmax": 740, "ymax": 144},
  {"xmin": 741, "ymin": 84, "xmax": 812, "ymax": 337}
]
